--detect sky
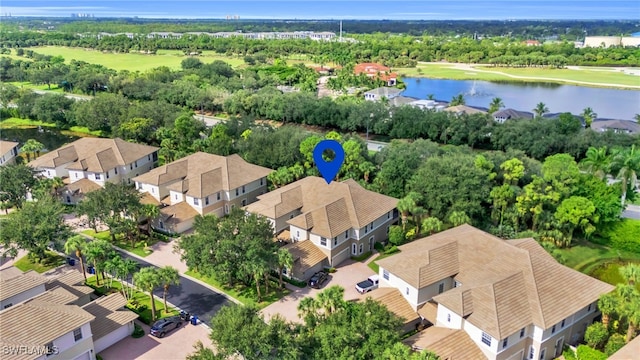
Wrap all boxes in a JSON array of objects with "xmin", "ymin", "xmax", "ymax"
[{"xmin": 1, "ymin": 0, "xmax": 639, "ymax": 20}]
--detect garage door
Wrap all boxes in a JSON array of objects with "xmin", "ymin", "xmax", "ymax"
[
  {"xmin": 94, "ymin": 324, "xmax": 131, "ymax": 353},
  {"xmin": 73, "ymin": 351, "xmax": 91, "ymax": 360}
]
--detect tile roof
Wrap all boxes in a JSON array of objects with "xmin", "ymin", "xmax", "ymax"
[
  {"xmin": 0, "ymin": 140, "xmax": 19, "ymax": 154},
  {"xmin": 140, "ymin": 192, "xmax": 162, "ymax": 206},
  {"xmin": 0, "ymin": 268, "xmax": 48, "ymax": 302},
  {"xmin": 0, "ymin": 299, "xmax": 95, "ymax": 358},
  {"xmin": 160, "ymin": 201, "xmax": 200, "ymax": 225},
  {"xmin": 132, "ymin": 152, "xmax": 272, "ymax": 198},
  {"xmin": 364, "ymin": 287, "xmax": 420, "ymax": 325},
  {"xmin": 283, "ymin": 240, "xmax": 328, "ymax": 275},
  {"xmin": 31, "ymin": 286, "xmax": 79, "ymax": 305},
  {"xmin": 64, "ymin": 178, "xmax": 102, "ymax": 195},
  {"xmin": 444, "ymin": 105, "xmax": 488, "ymax": 115},
  {"xmin": 591, "ymin": 119, "xmax": 640, "ymax": 134},
  {"xmin": 364, "ymin": 87, "xmax": 403, "ymax": 98},
  {"xmin": 28, "ymin": 138, "xmax": 158, "ymax": 172},
  {"xmin": 403, "ymin": 327, "xmax": 488, "ymax": 360},
  {"xmin": 82, "ymin": 293, "xmax": 138, "ymax": 340},
  {"xmin": 46, "ymin": 270, "xmax": 94, "ymax": 299},
  {"xmin": 492, "ymin": 108, "xmax": 534, "ymax": 119},
  {"xmin": 354, "ymin": 62, "xmax": 391, "ymax": 74},
  {"xmin": 378, "ymin": 225, "xmax": 615, "ymax": 339},
  {"xmin": 417, "ymin": 301, "xmax": 438, "ymax": 324},
  {"xmin": 389, "ymin": 96, "xmax": 418, "ymax": 107},
  {"xmin": 245, "ymin": 177, "xmax": 398, "ymax": 239}
]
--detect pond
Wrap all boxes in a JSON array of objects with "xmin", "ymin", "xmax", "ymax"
[
  {"xmin": 590, "ymin": 260, "xmax": 640, "ymax": 291},
  {"xmin": 0, "ymin": 127, "xmax": 81, "ymax": 152},
  {"xmin": 401, "ymin": 78, "xmax": 640, "ymax": 120}
]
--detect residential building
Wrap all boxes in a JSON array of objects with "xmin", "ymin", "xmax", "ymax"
[
  {"xmin": 132, "ymin": 152, "xmax": 273, "ymax": 233},
  {"xmin": 389, "ymin": 96, "xmax": 419, "ymax": 107},
  {"xmin": 0, "ymin": 140, "xmax": 19, "ymax": 166},
  {"xmin": 0, "ymin": 268, "xmax": 137, "ymax": 360},
  {"xmin": 245, "ymin": 176, "xmax": 399, "ymax": 277},
  {"xmin": 523, "ymin": 40, "xmax": 541, "ymax": 46},
  {"xmin": 409, "ymin": 99, "xmax": 448, "ymax": 111},
  {"xmin": 374, "ymin": 225, "xmax": 614, "ymax": 360},
  {"xmin": 0, "ymin": 267, "xmax": 48, "ymax": 310},
  {"xmin": 355, "ymin": 63, "xmax": 398, "ymax": 86},
  {"xmin": 590, "ymin": 119, "xmax": 640, "ymax": 135},
  {"xmin": 363, "ymin": 87, "xmax": 403, "ymax": 101},
  {"xmin": 444, "ymin": 104, "xmax": 488, "ymax": 116},
  {"xmin": 493, "ymin": 108, "xmax": 534, "ymax": 123},
  {"xmin": 27, "ymin": 138, "xmax": 159, "ymax": 204},
  {"xmin": 583, "ymin": 36, "xmax": 640, "ymax": 48}
]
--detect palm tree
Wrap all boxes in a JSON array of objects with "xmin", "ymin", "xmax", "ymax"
[
  {"xmin": 448, "ymin": 211, "xmax": 471, "ymax": 227},
  {"xmin": 134, "ymin": 267, "xmax": 161, "ymax": 322},
  {"xmin": 450, "ymin": 94, "xmax": 465, "ymax": 106},
  {"xmin": 297, "ymin": 297, "xmax": 318, "ymax": 325},
  {"xmin": 412, "ymin": 206, "xmax": 427, "ymax": 235},
  {"xmin": 21, "ymin": 139, "xmax": 45, "ymax": 162},
  {"xmin": 158, "ymin": 266, "xmax": 180, "ymax": 314},
  {"xmin": 84, "ymin": 239, "xmax": 112, "ymax": 286},
  {"xmin": 620, "ymin": 264, "xmax": 640, "ymax": 286},
  {"xmin": 120, "ymin": 258, "xmax": 139, "ymax": 300},
  {"xmin": 598, "ymin": 292, "xmax": 618, "ymax": 329},
  {"xmin": 581, "ymin": 107, "xmax": 597, "ymax": 128},
  {"xmin": 397, "ymin": 192, "xmax": 421, "ymax": 231},
  {"xmin": 427, "ymin": 94, "xmax": 435, "ymax": 100},
  {"xmin": 64, "ymin": 235, "xmax": 88, "ymax": 281},
  {"xmin": 141, "ymin": 204, "xmax": 160, "ymax": 235},
  {"xmin": 422, "ymin": 217, "xmax": 443, "ymax": 235},
  {"xmin": 533, "ymin": 102, "xmax": 549, "ymax": 118},
  {"xmin": 580, "ymin": 146, "xmax": 611, "ymax": 180},
  {"xmin": 104, "ymin": 254, "xmax": 124, "ymax": 289},
  {"xmin": 610, "ymin": 145, "xmax": 640, "ymax": 206},
  {"xmin": 623, "ymin": 297, "xmax": 640, "ymax": 343},
  {"xmin": 488, "ymin": 97, "xmax": 505, "ymax": 114},
  {"xmin": 316, "ymin": 285, "xmax": 345, "ymax": 316},
  {"xmin": 277, "ymin": 248, "xmax": 294, "ymax": 289}
]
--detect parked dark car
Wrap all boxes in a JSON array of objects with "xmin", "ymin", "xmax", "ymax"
[
  {"xmin": 308, "ymin": 271, "xmax": 328, "ymax": 289},
  {"xmin": 150, "ymin": 316, "xmax": 183, "ymax": 338}
]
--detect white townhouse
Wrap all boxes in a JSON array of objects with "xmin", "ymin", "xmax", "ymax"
[{"xmin": 132, "ymin": 152, "xmax": 273, "ymax": 233}]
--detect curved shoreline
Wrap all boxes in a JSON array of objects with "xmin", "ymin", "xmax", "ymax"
[{"xmin": 397, "ymin": 62, "xmax": 640, "ymax": 90}]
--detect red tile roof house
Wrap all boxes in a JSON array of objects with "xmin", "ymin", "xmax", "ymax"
[
  {"xmin": 354, "ymin": 63, "xmax": 398, "ymax": 86},
  {"xmin": 523, "ymin": 40, "xmax": 541, "ymax": 46}
]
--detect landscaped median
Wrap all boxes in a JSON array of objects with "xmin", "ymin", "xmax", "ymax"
[
  {"xmin": 81, "ymin": 229, "xmax": 169, "ymax": 257},
  {"xmin": 185, "ymin": 270, "xmax": 289, "ymax": 309},
  {"xmin": 85, "ymin": 275, "xmax": 179, "ymax": 324}
]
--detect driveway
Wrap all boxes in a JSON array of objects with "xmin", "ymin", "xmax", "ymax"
[
  {"xmin": 260, "ymin": 259, "xmax": 376, "ymax": 323},
  {"xmin": 98, "ymin": 320, "xmax": 213, "ymax": 360}
]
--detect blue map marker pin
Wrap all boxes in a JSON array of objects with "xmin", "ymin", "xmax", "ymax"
[{"xmin": 313, "ymin": 140, "xmax": 345, "ymax": 184}]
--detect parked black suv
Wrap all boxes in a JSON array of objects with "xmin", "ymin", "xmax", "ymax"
[
  {"xmin": 308, "ymin": 271, "xmax": 329, "ymax": 289},
  {"xmin": 150, "ymin": 316, "xmax": 183, "ymax": 338}
]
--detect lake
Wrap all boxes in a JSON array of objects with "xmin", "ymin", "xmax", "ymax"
[
  {"xmin": 401, "ymin": 78, "xmax": 640, "ymax": 120},
  {"xmin": 0, "ymin": 128, "xmax": 80, "ymax": 151}
]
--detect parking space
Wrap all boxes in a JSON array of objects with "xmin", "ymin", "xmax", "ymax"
[
  {"xmin": 98, "ymin": 320, "xmax": 213, "ymax": 360},
  {"xmin": 260, "ymin": 259, "xmax": 376, "ymax": 323}
]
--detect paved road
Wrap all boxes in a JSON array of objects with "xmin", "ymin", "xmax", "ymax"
[
  {"xmin": 72, "ymin": 250, "xmax": 230, "ymax": 326},
  {"xmin": 623, "ymin": 204, "xmax": 640, "ymax": 220},
  {"xmin": 32, "ymin": 89, "xmax": 91, "ymax": 101}
]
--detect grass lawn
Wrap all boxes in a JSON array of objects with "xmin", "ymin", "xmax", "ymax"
[
  {"xmin": 81, "ymin": 229, "xmax": 157, "ymax": 258},
  {"xmin": 367, "ymin": 251, "xmax": 398, "ymax": 273},
  {"xmin": 85, "ymin": 275, "xmax": 179, "ymax": 324},
  {"xmin": 185, "ymin": 270, "xmax": 289, "ymax": 309},
  {"xmin": 14, "ymin": 251, "xmax": 66, "ymax": 273},
  {"xmin": 7, "ymin": 81, "xmax": 64, "ymax": 92},
  {"xmin": 396, "ymin": 63, "xmax": 640, "ymax": 89},
  {"xmin": 590, "ymin": 260, "xmax": 640, "ymax": 291},
  {"xmin": 0, "ymin": 117, "xmax": 57, "ymax": 129},
  {"xmin": 64, "ymin": 126, "xmax": 104, "ymax": 137},
  {"xmin": 555, "ymin": 239, "xmax": 640, "ymax": 275}
]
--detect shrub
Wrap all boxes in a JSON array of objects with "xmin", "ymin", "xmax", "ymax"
[
  {"xmin": 126, "ymin": 299, "xmax": 147, "ymax": 313},
  {"xmin": 601, "ymin": 219, "xmax": 640, "ymax": 253},
  {"xmin": 604, "ymin": 333, "xmax": 626, "ymax": 356},
  {"xmin": 351, "ymin": 251, "xmax": 372, "ymax": 262},
  {"xmin": 384, "ymin": 245, "xmax": 399, "ymax": 255},
  {"xmin": 585, "ymin": 322, "xmax": 609, "ymax": 350},
  {"xmin": 388, "ymin": 225, "xmax": 405, "ymax": 246},
  {"xmin": 374, "ymin": 242, "xmax": 385, "ymax": 252},
  {"xmin": 131, "ymin": 323, "xmax": 144, "ymax": 338},
  {"xmin": 576, "ymin": 345, "xmax": 607, "ymax": 360}
]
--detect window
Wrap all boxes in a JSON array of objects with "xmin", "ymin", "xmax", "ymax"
[
  {"xmin": 364, "ymin": 225, "xmax": 368, "ymax": 234},
  {"xmin": 175, "ymin": 194, "xmax": 178, "ymax": 200},
  {"xmin": 217, "ymin": 192, "xmax": 221, "ymax": 200},
  {"xmin": 359, "ymin": 243, "xmax": 363, "ymax": 254},
  {"xmin": 438, "ymin": 282, "xmax": 445, "ymax": 294},
  {"xmin": 334, "ymin": 237, "xmax": 338, "ymax": 246},
  {"xmin": 481, "ymin": 332, "xmax": 491, "ymax": 346},
  {"xmin": 235, "ymin": 188, "xmax": 239, "ymax": 196},
  {"xmin": 447, "ymin": 313, "xmax": 451, "ymax": 322},
  {"xmin": 148, "ymin": 155, "xmax": 151, "ymax": 161},
  {"xmin": 130, "ymin": 164, "xmax": 133, "ymax": 170},
  {"xmin": 561, "ymin": 319, "xmax": 565, "ymax": 328},
  {"xmin": 588, "ymin": 304, "xmax": 592, "ymax": 311},
  {"xmin": 260, "ymin": 178, "xmax": 264, "ymax": 186},
  {"xmin": 3, "ymin": 303, "xmax": 12, "ymax": 309},
  {"xmin": 75, "ymin": 173, "xmax": 79, "ymax": 178},
  {"xmin": 241, "ymin": 199, "xmax": 247, "ymax": 206},
  {"xmin": 352, "ymin": 244, "xmax": 357, "ymax": 254},
  {"xmin": 242, "ymin": 185, "xmax": 245, "ymax": 194},
  {"xmin": 502, "ymin": 338, "xmax": 508, "ymax": 348},
  {"xmin": 387, "ymin": 211, "xmax": 390, "ymax": 219},
  {"xmin": 151, "ymin": 187, "xmax": 155, "ymax": 194},
  {"xmin": 345, "ymin": 230, "xmax": 349, "ymax": 238},
  {"xmin": 320, "ymin": 237, "xmax": 327, "ymax": 246},
  {"xmin": 135, "ymin": 161, "xmax": 138, "ymax": 167},
  {"xmin": 454, "ymin": 281, "xmax": 462, "ymax": 288},
  {"xmin": 66, "ymin": 196, "xmax": 71, "ymax": 203},
  {"xmin": 73, "ymin": 327, "xmax": 82, "ymax": 341},
  {"xmin": 159, "ymin": 220, "xmax": 164, "ymax": 229},
  {"xmin": 106, "ymin": 171, "xmax": 109, "ymax": 179},
  {"xmin": 520, "ymin": 328, "xmax": 526, "ymax": 338},
  {"xmin": 115, "ymin": 167, "xmax": 118, "ymax": 174},
  {"xmin": 95, "ymin": 173, "xmax": 101, "ymax": 180},
  {"xmin": 47, "ymin": 170, "xmax": 51, "ymax": 176},
  {"xmin": 205, "ymin": 197, "xmax": 210, "ymax": 205},
  {"xmin": 406, "ymin": 287, "xmax": 409, "ymax": 295},
  {"xmin": 296, "ymin": 231, "xmax": 300, "ymax": 238},
  {"xmin": 551, "ymin": 325, "xmax": 556, "ymax": 334},
  {"xmin": 383, "ymin": 269, "xmax": 389, "ymax": 280},
  {"xmin": 540, "ymin": 349, "xmax": 546, "ymax": 360},
  {"xmin": 193, "ymin": 198, "xmax": 199, "ymax": 206},
  {"xmin": 528, "ymin": 346, "xmax": 535, "ymax": 360}
]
